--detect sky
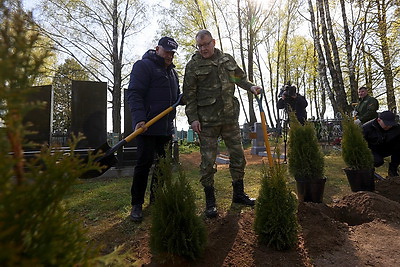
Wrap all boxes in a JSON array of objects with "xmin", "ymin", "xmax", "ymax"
[{"xmin": 22, "ymin": 0, "xmax": 38, "ymax": 13}]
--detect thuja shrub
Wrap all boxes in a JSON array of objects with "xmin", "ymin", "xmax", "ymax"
[
  {"xmin": 150, "ymin": 152, "xmax": 206, "ymax": 263},
  {"xmin": 287, "ymin": 113, "xmax": 324, "ymax": 181},
  {"xmin": 254, "ymin": 163, "xmax": 299, "ymax": 250},
  {"xmin": 0, "ymin": 140, "xmax": 99, "ymax": 266},
  {"xmin": 341, "ymin": 116, "xmax": 374, "ymax": 170},
  {"xmin": 0, "ymin": 2, "xmax": 99, "ymax": 265}
]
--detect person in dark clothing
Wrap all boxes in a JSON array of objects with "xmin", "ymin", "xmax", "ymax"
[
  {"xmin": 126, "ymin": 36, "xmax": 180, "ymax": 222},
  {"xmin": 362, "ymin": 110, "xmax": 400, "ymax": 177},
  {"xmin": 277, "ymin": 84, "xmax": 308, "ymax": 125}
]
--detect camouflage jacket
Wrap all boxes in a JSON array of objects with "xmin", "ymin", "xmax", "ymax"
[
  {"xmin": 356, "ymin": 95, "xmax": 379, "ymax": 123},
  {"xmin": 183, "ymin": 48, "xmax": 254, "ymax": 126}
]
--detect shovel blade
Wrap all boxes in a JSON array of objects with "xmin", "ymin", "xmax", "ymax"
[{"xmin": 80, "ymin": 142, "xmax": 118, "ymax": 179}]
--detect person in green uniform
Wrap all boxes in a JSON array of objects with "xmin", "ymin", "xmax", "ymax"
[
  {"xmin": 355, "ymin": 86, "xmax": 379, "ymax": 125},
  {"xmin": 183, "ymin": 29, "xmax": 262, "ymax": 218}
]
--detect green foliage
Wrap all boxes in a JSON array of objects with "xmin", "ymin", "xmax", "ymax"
[
  {"xmin": 287, "ymin": 113, "xmax": 325, "ymax": 180},
  {"xmin": 0, "ymin": 2, "xmax": 99, "ymax": 265},
  {"xmin": 341, "ymin": 116, "xmax": 374, "ymax": 170},
  {"xmin": 254, "ymin": 164, "xmax": 299, "ymax": 250},
  {"xmin": 150, "ymin": 152, "xmax": 206, "ymax": 262},
  {"xmin": 0, "ymin": 139, "xmax": 99, "ymax": 266},
  {"xmin": 178, "ymin": 140, "xmax": 199, "ymax": 154}
]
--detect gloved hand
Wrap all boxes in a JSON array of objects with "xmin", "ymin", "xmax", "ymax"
[{"xmin": 354, "ymin": 119, "xmax": 362, "ymax": 126}]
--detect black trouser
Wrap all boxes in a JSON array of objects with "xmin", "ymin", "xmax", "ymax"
[
  {"xmin": 372, "ymin": 147, "xmax": 400, "ymax": 168},
  {"xmin": 131, "ymin": 135, "xmax": 171, "ymax": 205}
]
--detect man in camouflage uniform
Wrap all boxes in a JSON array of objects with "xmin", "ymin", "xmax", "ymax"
[
  {"xmin": 183, "ymin": 30, "xmax": 262, "ymax": 218},
  {"xmin": 355, "ymin": 86, "xmax": 379, "ymax": 125}
]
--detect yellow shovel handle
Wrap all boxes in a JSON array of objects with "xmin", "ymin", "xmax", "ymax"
[
  {"xmin": 125, "ymin": 106, "xmax": 174, "ymax": 143},
  {"xmin": 260, "ymin": 111, "xmax": 274, "ymax": 166}
]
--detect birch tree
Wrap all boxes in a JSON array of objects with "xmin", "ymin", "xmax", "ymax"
[
  {"xmin": 369, "ymin": 0, "xmax": 397, "ymax": 112},
  {"xmin": 340, "ymin": 0, "xmax": 358, "ymax": 103},
  {"xmin": 307, "ymin": 0, "xmax": 334, "ymax": 117}
]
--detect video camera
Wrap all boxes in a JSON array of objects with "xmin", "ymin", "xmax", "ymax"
[{"xmin": 279, "ymin": 84, "xmax": 297, "ymax": 98}]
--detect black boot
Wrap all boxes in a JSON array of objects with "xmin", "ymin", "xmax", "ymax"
[
  {"xmin": 232, "ymin": 180, "xmax": 255, "ymax": 206},
  {"xmin": 204, "ymin": 186, "xmax": 218, "ymax": 218},
  {"xmin": 130, "ymin": 204, "xmax": 143, "ymax": 222},
  {"xmin": 388, "ymin": 163, "xmax": 399, "ymax": 177}
]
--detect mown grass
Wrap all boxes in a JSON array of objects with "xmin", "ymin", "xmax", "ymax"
[{"xmin": 65, "ymin": 178, "xmax": 132, "ymax": 222}]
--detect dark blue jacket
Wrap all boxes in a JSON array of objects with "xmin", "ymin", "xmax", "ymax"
[
  {"xmin": 126, "ymin": 49, "xmax": 180, "ymax": 136},
  {"xmin": 362, "ymin": 119, "xmax": 400, "ymax": 153}
]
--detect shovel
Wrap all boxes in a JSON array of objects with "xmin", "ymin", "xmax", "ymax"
[
  {"xmin": 81, "ymin": 94, "xmax": 183, "ymax": 178},
  {"xmin": 254, "ymin": 93, "xmax": 274, "ymax": 166}
]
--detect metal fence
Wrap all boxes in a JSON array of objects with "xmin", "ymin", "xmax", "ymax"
[{"xmin": 310, "ymin": 119, "xmax": 343, "ymax": 145}]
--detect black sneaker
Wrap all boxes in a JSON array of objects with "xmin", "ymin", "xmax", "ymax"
[
  {"xmin": 205, "ymin": 206, "xmax": 218, "ymax": 218},
  {"xmin": 232, "ymin": 193, "xmax": 256, "ymax": 206},
  {"xmin": 130, "ymin": 204, "xmax": 143, "ymax": 222}
]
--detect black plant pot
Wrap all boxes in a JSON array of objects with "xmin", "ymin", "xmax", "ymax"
[
  {"xmin": 343, "ymin": 168, "xmax": 375, "ymax": 192},
  {"xmin": 295, "ymin": 177, "xmax": 326, "ymax": 203}
]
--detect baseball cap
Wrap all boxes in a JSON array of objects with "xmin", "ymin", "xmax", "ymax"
[
  {"xmin": 379, "ymin": 110, "xmax": 397, "ymax": 126},
  {"xmin": 158, "ymin": 37, "xmax": 178, "ymax": 52}
]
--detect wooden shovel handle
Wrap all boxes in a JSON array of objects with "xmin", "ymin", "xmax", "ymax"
[
  {"xmin": 125, "ymin": 106, "xmax": 174, "ymax": 143},
  {"xmin": 125, "ymin": 94, "xmax": 182, "ymax": 143}
]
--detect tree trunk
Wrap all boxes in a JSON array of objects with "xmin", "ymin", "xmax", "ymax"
[
  {"xmin": 317, "ymin": 0, "xmax": 344, "ymax": 116},
  {"xmin": 255, "ymin": 47, "xmax": 274, "ymax": 128},
  {"xmin": 308, "ymin": 0, "xmax": 338, "ymax": 116},
  {"xmin": 340, "ymin": 0, "xmax": 358, "ymax": 104},
  {"xmin": 247, "ymin": 9, "xmax": 257, "ymax": 126},
  {"xmin": 210, "ymin": 0, "xmax": 223, "ymax": 52},
  {"xmin": 376, "ymin": 0, "xmax": 396, "ymax": 112},
  {"xmin": 323, "ymin": 0, "xmax": 348, "ymax": 113},
  {"xmin": 112, "ymin": 0, "xmax": 121, "ymax": 135}
]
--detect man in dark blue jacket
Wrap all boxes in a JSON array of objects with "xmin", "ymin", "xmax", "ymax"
[
  {"xmin": 362, "ymin": 110, "xmax": 400, "ymax": 177},
  {"xmin": 126, "ymin": 36, "xmax": 180, "ymax": 222}
]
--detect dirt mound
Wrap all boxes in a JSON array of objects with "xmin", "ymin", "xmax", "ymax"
[
  {"xmin": 332, "ymin": 191, "xmax": 400, "ymax": 225},
  {"xmin": 295, "ymin": 177, "xmax": 400, "ymax": 266},
  {"xmin": 375, "ymin": 176, "xmax": 400, "ymax": 202}
]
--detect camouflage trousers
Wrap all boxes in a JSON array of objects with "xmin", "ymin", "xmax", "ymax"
[{"xmin": 198, "ymin": 123, "xmax": 246, "ymax": 187}]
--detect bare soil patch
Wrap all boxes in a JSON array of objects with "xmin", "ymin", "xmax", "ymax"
[{"xmin": 98, "ymin": 150, "xmax": 400, "ymax": 266}]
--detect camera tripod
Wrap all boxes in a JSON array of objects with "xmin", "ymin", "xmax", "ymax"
[{"xmin": 276, "ymin": 109, "xmax": 289, "ymax": 163}]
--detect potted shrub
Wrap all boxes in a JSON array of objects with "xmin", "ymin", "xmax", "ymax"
[
  {"xmin": 341, "ymin": 116, "xmax": 375, "ymax": 192},
  {"xmin": 287, "ymin": 113, "xmax": 326, "ymax": 203}
]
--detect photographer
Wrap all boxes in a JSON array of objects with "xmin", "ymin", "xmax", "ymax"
[{"xmin": 277, "ymin": 84, "xmax": 308, "ymax": 125}]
